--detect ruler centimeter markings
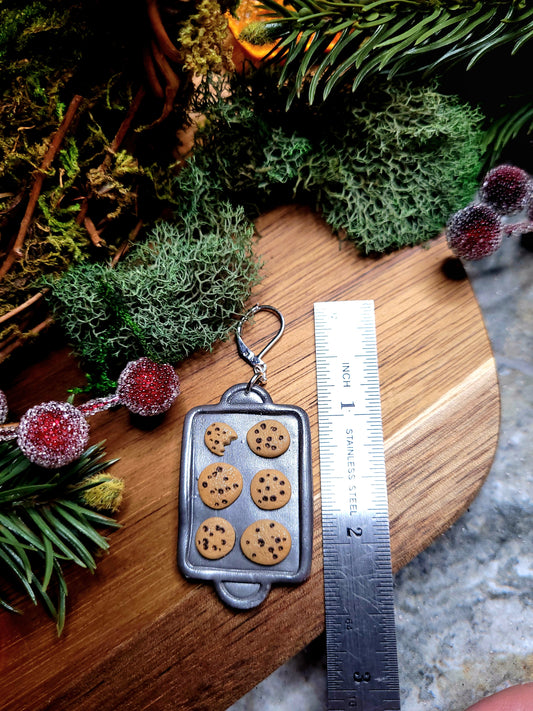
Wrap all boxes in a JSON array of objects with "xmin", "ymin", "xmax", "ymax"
[{"xmin": 314, "ymin": 301, "xmax": 401, "ymax": 711}]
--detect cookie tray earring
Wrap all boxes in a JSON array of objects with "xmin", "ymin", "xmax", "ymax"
[{"xmin": 178, "ymin": 305, "xmax": 313, "ymax": 609}]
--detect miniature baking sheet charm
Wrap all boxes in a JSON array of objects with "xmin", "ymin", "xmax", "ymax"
[{"xmin": 178, "ymin": 305, "xmax": 313, "ymax": 609}]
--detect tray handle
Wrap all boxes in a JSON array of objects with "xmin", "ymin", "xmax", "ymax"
[
  {"xmin": 215, "ymin": 580, "xmax": 271, "ymax": 609},
  {"xmin": 218, "ymin": 383, "xmax": 273, "ymax": 407}
]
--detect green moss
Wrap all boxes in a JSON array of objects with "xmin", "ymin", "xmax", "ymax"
[
  {"xmin": 44, "ymin": 69, "xmax": 483, "ymax": 387},
  {"xmin": 0, "ymin": 0, "xmax": 190, "ymax": 344},
  {"xmin": 300, "ymin": 84, "xmax": 484, "ymax": 253},
  {"xmin": 47, "ymin": 201, "xmax": 262, "ymax": 390},
  {"xmin": 178, "ymin": 0, "xmax": 234, "ymax": 75},
  {"xmin": 179, "ymin": 73, "xmax": 484, "ymax": 253},
  {"xmin": 238, "ymin": 21, "xmax": 284, "ymax": 46}
]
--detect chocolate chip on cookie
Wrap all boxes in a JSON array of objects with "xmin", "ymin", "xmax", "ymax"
[
  {"xmin": 246, "ymin": 419, "xmax": 290, "ymax": 458},
  {"xmin": 204, "ymin": 422, "xmax": 238, "ymax": 456},
  {"xmin": 198, "ymin": 462, "xmax": 243, "ymax": 509},
  {"xmin": 240, "ymin": 519, "xmax": 291, "ymax": 565},
  {"xmin": 195, "ymin": 517, "xmax": 236, "ymax": 560},
  {"xmin": 250, "ymin": 469, "xmax": 292, "ymax": 510}
]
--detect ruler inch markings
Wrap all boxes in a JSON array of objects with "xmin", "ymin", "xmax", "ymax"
[{"xmin": 314, "ymin": 301, "xmax": 400, "ymax": 711}]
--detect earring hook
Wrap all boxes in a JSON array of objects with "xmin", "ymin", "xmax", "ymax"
[{"xmin": 236, "ymin": 305, "xmax": 285, "ymax": 391}]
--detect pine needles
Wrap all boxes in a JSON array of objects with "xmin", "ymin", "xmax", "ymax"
[
  {"xmin": 253, "ymin": 0, "xmax": 533, "ymax": 105},
  {"xmin": 481, "ymin": 101, "xmax": 533, "ymax": 165},
  {"xmin": 0, "ymin": 441, "xmax": 121, "ymax": 634}
]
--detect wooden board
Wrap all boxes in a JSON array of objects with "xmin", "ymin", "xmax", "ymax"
[{"xmin": 0, "ymin": 204, "xmax": 499, "ymax": 711}]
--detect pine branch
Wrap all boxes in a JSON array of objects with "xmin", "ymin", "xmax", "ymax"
[
  {"xmin": 482, "ymin": 101, "xmax": 533, "ymax": 164},
  {"xmin": 0, "ymin": 441, "xmax": 122, "ymax": 634},
  {"xmin": 252, "ymin": 0, "xmax": 533, "ymax": 103}
]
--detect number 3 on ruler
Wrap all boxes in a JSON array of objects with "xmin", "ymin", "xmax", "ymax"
[{"xmin": 353, "ymin": 672, "xmax": 372, "ymax": 683}]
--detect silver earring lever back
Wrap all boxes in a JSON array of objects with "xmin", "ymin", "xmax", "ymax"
[{"xmin": 235, "ymin": 304, "xmax": 285, "ymax": 391}]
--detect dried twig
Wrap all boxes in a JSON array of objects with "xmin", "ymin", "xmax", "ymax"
[
  {"xmin": 75, "ymin": 197, "xmax": 90, "ymax": 226},
  {"xmin": 0, "ymin": 317, "xmax": 54, "ymax": 363},
  {"xmin": 0, "ymin": 290, "xmax": 48, "ymax": 325},
  {"xmin": 0, "ymin": 95, "xmax": 84, "ymax": 279},
  {"xmin": 77, "ymin": 87, "xmax": 145, "ymax": 245},
  {"xmin": 143, "ymin": 46, "xmax": 165, "ymax": 98},
  {"xmin": 83, "ymin": 216, "xmax": 106, "ymax": 248},
  {"xmin": 0, "ymin": 192, "xmax": 24, "ymax": 219},
  {"xmin": 100, "ymin": 86, "xmax": 146, "ymax": 170},
  {"xmin": 146, "ymin": 0, "xmax": 182, "ymax": 63},
  {"xmin": 111, "ymin": 218, "xmax": 143, "ymax": 266},
  {"xmin": 149, "ymin": 40, "xmax": 181, "ymax": 126}
]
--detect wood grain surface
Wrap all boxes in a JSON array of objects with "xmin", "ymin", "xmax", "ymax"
[{"xmin": 0, "ymin": 204, "xmax": 500, "ymax": 711}]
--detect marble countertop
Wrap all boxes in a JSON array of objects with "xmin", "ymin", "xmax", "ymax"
[{"xmin": 228, "ymin": 233, "xmax": 533, "ymax": 711}]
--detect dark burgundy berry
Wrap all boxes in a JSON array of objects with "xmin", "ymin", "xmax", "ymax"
[
  {"xmin": 479, "ymin": 164, "xmax": 530, "ymax": 215},
  {"xmin": 446, "ymin": 203, "xmax": 502, "ymax": 261}
]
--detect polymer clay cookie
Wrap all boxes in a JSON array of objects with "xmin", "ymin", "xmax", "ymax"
[
  {"xmin": 204, "ymin": 422, "xmax": 238, "ymax": 456},
  {"xmin": 240, "ymin": 519, "xmax": 292, "ymax": 565},
  {"xmin": 246, "ymin": 419, "xmax": 290, "ymax": 458},
  {"xmin": 198, "ymin": 463, "xmax": 243, "ymax": 509},
  {"xmin": 250, "ymin": 469, "xmax": 292, "ymax": 510},
  {"xmin": 195, "ymin": 517, "xmax": 235, "ymax": 560}
]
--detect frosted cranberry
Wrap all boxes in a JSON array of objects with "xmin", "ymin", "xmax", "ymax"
[
  {"xmin": 446, "ymin": 204, "xmax": 502, "ymax": 260},
  {"xmin": 18, "ymin": 402, "xmax": 89, "ymax": 468},
  {"xmin": 117, "ymin": 358, "xmax": 180, "ymax": 416},
  {"xmin": 479, "ymin": 164, "xmax": 530, "ymax": 215}
]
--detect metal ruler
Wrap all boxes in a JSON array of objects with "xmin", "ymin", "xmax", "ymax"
[{"xmin": 314, "ymin": 301, "xmax": 401, "ymax": 711}]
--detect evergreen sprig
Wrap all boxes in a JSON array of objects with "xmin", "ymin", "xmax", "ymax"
[
  {"xmin": 481, "ymin": 101, "xmax": 533, "ymax": 164},
  {"xmin": 0, "ymin": 441, "xmax": 120, "ymax": 634},
  {"xmin": 252, "ymin": 0, "xmax": 533, "ymax": 104}
]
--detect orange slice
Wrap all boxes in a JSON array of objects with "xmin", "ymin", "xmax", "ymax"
[
  {"xmin": 227, "ymin": 0, "xmax": 342, "ymax": 65},
  {"xmin": 227, "ymin": 0, "xmax": 281, "ymax": 62}
]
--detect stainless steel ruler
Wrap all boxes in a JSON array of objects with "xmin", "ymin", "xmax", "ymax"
[{"xmin": 313, "ymin": 301, "xmax": 401, "ymax": 711}]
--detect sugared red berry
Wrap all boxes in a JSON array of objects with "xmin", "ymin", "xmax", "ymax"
[
  {"xmin": 479, "ymin": 164, "xmax": 530, "ymax": 215},
  {"xmin": 117, "ymin": 357, "xmax": 180, "ymax": 416},
  {"xmin": 17, "ymin": 401, "xmax": 90, "ymax": 468},
  {"xmin": 446, "ymin": 203, "xmax": 503, "ymax": 260}
]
